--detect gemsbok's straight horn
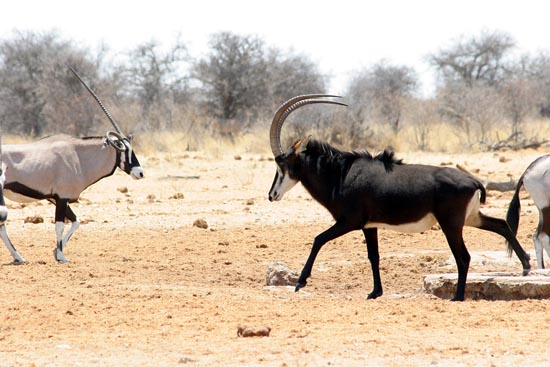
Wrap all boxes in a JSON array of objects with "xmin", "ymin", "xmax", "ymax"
[
  {"xmin": 268, "ymin": 94, "xmax": 530, "ymax": 301},
  {"xmin": 0, "ymin": 66, "xmax": 144, "ymax": 264}
]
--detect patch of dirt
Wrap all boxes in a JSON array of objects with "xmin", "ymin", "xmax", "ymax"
[{"xmin": 1, "ymin": 149, "xmax": 549, "ymax": 366}]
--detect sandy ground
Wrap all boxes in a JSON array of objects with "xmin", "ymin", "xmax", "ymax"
[{"xmin": 1, "ymin": 148, "xmax": 550, "ymax": 366}]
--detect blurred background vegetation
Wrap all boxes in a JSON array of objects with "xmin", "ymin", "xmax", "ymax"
[{"xmin": 1, "ymin": 29, "xmax": 549, "ymax": 154}]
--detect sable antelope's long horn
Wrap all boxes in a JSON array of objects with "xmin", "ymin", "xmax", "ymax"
[
  {"xmin": 269, "ymin": 94, "xmax": 347, "ymax": 157},
  {"xmin": 67, "ymin": 65, "xmax": 124, "ymax": 136}
]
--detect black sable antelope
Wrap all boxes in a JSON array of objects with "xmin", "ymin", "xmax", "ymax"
[
  {"xmin": 268, "ymin": 94, "xmax": 531, "ymax": 301},
  {"xmin": 0, "ymin": 66, "xmax": 144, "ymax": 264}
]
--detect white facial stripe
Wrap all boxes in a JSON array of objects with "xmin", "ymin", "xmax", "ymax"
[
  {"xmin": 0, "ymin": 205, "xmax": 7, "ymax": 223},
  {"xmin": 125, "ymin": 141, "xmax": 134, "ymax": 164},
  {"xmin": 271, "ymin": 170, "xmax": 298, "ymax": 201}
]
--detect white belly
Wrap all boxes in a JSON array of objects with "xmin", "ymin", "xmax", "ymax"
[{"xmin": 365, "ymin": 214, "xmax": 437, "ymax": 233}]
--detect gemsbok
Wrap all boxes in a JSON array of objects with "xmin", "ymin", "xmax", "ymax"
[
  {"xmin": 1, "ymin": 66, "xmax": 144, "ymax": 264},
  {"xmin": 507, "ymin": 154, "xmax": 550, "ymax": 268},
  {"xmin": 268, "ymin": 94, "xmax": 531, "ymax": 301}
]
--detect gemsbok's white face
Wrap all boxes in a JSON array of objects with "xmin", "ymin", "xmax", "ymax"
[{"xmin": 116, "ymin": 137, "xmax": 144, "ymax": 180}]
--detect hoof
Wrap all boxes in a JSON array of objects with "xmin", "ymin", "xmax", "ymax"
[
  {"xmin": 522, "ymin": 268, "xmax": 530, "ymax": 276},
  {"xmin": 53, "ymin": 249, "xmax": 68, "ymax": 264},
  {"xmin": 13, "ymin": 258, "xmax": 26, "ymax": 265},
  {"xmin": 450, "ymin": 297, "xmax": 465, "ymax": 302},
  {"xmin": 367, "ymin": 291, "xmax": 382, "ymax": 300},
  {"xmin": 295, "ymin": 281, "xmax": 307, "ymax": 292}
]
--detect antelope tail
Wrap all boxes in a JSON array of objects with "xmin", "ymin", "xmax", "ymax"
[{"xmin": 506, "ymin": 175, "xmax": 525, "ymax": 235}]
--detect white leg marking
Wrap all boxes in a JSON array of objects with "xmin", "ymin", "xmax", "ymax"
[
  {"xmin": 533, "ymin": 208, "xmax": 548, "ymax": 269},
  {"xmin": 0, "ymin": 224, "xmax": 25, "ymax": 264},
  {"xmin": 54, "ymin": 221, "xmax": 68, "ymax": 263},
  {"xmin": 62, "ymin": 220, "xmax": 80, "ymax": 249},
  {"xmin": 0, "ymin": 205, "xmax": 7, "ymax": 222},
  {"xmin": 540, "ymin": 233, "xmax": 550, "ymax": 269},
  {"xmin": 534, "ymin": 232, "xmax": 545, "ymax": 269}
]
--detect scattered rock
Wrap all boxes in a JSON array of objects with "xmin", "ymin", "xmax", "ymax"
[
  {"xmin": 146, "ymin": 194, "xmax": 156, "ymax": 203},
  {"xmin": 193, "ymin": 218, "xmax": 208, "ymax": 229},
  {"xmin": 245, "ymin": 198, "xmax": 254, "ymax": 205},
  {"xmin": 24, "ymin": 215, "xmax": 44, "ymax": 224},
  {"xmin": 169, "ymin": 192, "xmax": 185, "ymax": 200},
  {"xmin": 266, "ymin": 262, "xmax": 299, "ymax": 286},
  {"xmin": 424, "ymin": 270, "xmax": 550, "ymax": 300},
  {"xmin": 237, "ymin": 325, "xmax": 271, "ymax": 337},
  {"xmin": 234, "ymin": 155, "xmax": 242, "ymax": 160},
  {"xmin": 117, "ymin": 186, "xmax": 128, "ymax": 193},
  {"xmin": 178, "ymin": 357, "xmax": 196, "ymax": 364}
]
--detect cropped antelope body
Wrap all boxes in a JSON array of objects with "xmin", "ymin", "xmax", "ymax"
[
  {"xmin": 0, "ymin": 66, "xmax": 144, "ymax": 264},
  {"xmin": 268, "ymin": 94, "xmax": 531, "ymax": 301},
  {"xmin": 507, "ymin": 154, "xmax": 550, "ymax": 268}
]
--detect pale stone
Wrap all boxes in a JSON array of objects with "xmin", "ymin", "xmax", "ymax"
[
  {"xmin": 266, "ymin": 262, "xmax": 299, "ymax": 286},
  {"xmin": 424, "ymin": 270, "xmax": 550, "ymax": 300}
]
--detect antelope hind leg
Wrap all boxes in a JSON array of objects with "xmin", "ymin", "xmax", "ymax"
[{"xmin": 0, "ymin": 224, "xmax": 25, "ymax": 264}]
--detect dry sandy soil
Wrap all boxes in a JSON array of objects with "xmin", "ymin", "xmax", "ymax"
[{"xmin": 1, "ymin": 148, "xmax": 550, "ymax": 367}]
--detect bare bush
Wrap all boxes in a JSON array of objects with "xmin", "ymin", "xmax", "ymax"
[
  {"xmin": 0, "ymin": 30, "xmax": 106, "ymax": 136},
  {"xmin": 346, "ymin": 61, "xmax": 418, "ymax": 134},
  {"xmin": 438, "ymin": 82, "xmax": 504, "ymax": 148},
  {"xmin": 124, "ymin": 38, "xmax": 190, "ymax": 131},
  {"xmin": 407, "ymin": 99, "xmax": 439, "ymax": 151},
  {"xmin": 429, "ymin": 30, "xmax": 515, "ymax": 87}
]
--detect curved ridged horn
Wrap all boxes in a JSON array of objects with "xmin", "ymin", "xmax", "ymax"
[
  {"xmin": 269, "ymin": 94, "xmax": 347, "ymax": 157},
  {"xmin": 67, "ymin": 65, "xmax": 124, "ymax": 136}
]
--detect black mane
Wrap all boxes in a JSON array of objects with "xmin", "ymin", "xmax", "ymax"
[{"xmin": 305, "ymin": 139, "xmax": 403, "ymax": 172}]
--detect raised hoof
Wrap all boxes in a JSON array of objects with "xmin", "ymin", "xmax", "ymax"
[{"xmin": 295, "ymin": 281, "xmax": 307, "ymax": 292}]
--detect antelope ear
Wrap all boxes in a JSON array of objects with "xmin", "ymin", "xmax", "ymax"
[{"xmin": 291, "ymin": 136, "xmax": 311, "ymax": 154}]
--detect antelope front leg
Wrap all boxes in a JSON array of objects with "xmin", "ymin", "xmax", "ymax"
[
  {"xmin": 53, "ymin": 199, "xmax": 72, "ymax": 263},
  {"xmin": 296, "ymin": 222, "xmax": 353, "ymax": 292},
  {"xmin": 54, "ymin": 221, "xmax": 69, "ymax": 263}
]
